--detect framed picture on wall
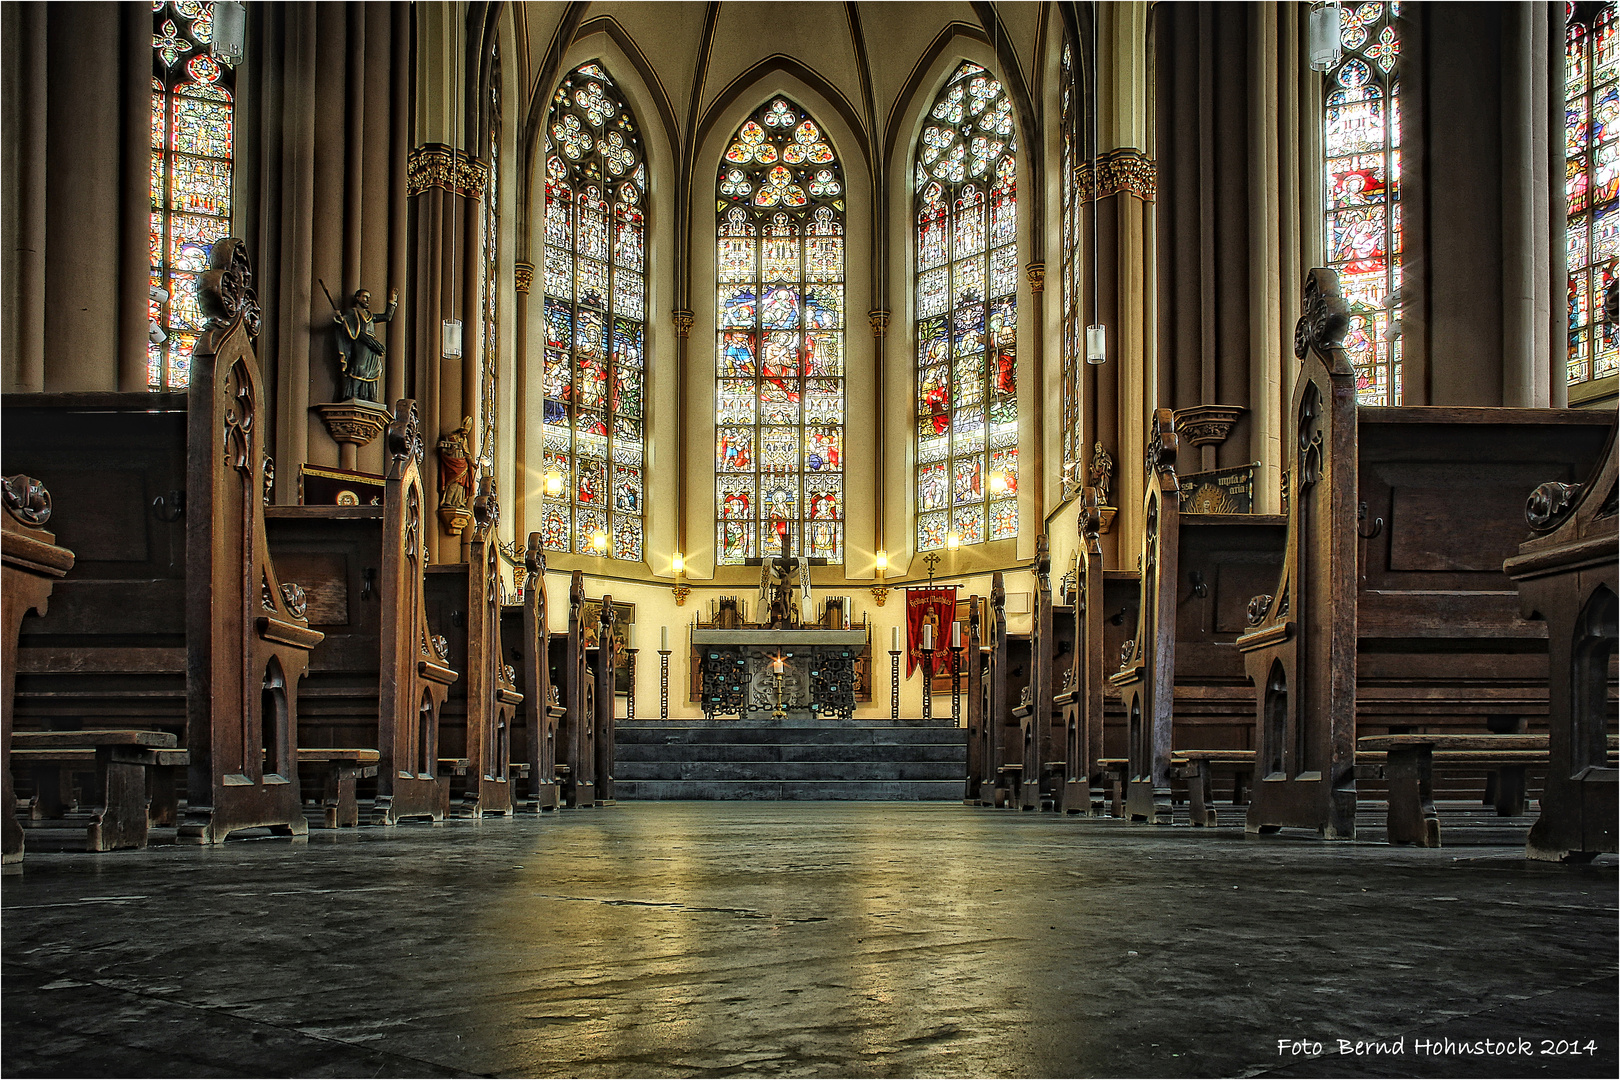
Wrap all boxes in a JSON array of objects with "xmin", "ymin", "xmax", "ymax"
[
  {"xmin": 930, "ymin": 594, "xmax": 988, "ymax": 694},
  {"xmin": 580, "ymin": 598, "xmax": 635, "ymax": 695}
]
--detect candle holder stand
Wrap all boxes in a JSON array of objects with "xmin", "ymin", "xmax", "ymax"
[{"xmin": 658, "ymin": 649, "xmax": 672, "ymax": 720}]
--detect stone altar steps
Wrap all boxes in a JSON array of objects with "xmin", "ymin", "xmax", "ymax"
[{"xmin": 614, "ymin": 722, "xmax": 966, "ymax": 800}]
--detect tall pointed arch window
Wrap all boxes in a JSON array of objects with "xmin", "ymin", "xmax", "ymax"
[
  {"xmin": 715, "ymin": 98, "xmax": 846, "ymax": 564},
  {"xmin": 1566, "ymin": 1, "xmax": 1618, "ymax": 388},
  {"xmin": 541, "ymin": 63, "xmax": 647, "ymax": 561},
  {"xmin": 151, "ymin": 1, "xmax": 234, "ymax": 391},
  {"xmin": 1323, "ymin": 2, "xmax": 1402, "ymax": 405},
  {"xmin": 1059, "ymin": 40, "xmax": 1083, "ymax": 501},
  {"xmin": 479, "ymin": 43, "xmax": 501, "ymax": 478},
  {"xmin": 915, "ymin": 61, "xmax": 1018, "ymax": 552}
]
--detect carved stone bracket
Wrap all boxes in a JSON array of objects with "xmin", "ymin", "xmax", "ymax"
[
  {"xmin": 1025, "ymin": 263, "xmax": 1045, "ymax": 293},
  {"xmin": 868, "ymin": 309, "xmax": 891, "ymax": 338},
  {"xmin": 672, "ymin": 582, "xmax": 691, "ymax": 606},
  {"xmin": 514, "ymin": 261, "xmax": 534, "ymax": 294},
  {"xmin": 314, "ymin": 399, "xmax": 392, "ymax": 460},
  {"xmin": 672, "ymin": 309, "xmax": 694, "ymax": 338},
  {"xmin": 1173, "ymin": 404, "xmax": 1247, "ymax": 449},
  {"xmin": 869, "ymin": 584, "xmax": 890, "ymax": 607}
]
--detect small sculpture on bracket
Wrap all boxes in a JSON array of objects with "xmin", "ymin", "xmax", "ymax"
[
  {"xmin": 437, "ymin": 416, "xmax": 475, "ymax": 535},
  {"xmin": 1088, "ymin": 441, "xmax": 1118, "ymax": 533},
  {"xmin": 323, "ymin": 280, "xmax": 398, "ymax": 404}
]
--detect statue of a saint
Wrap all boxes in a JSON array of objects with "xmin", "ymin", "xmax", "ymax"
[
  {"xmin": 438, "ymin": 417, "xmax": 474, "ymax": 511},
  {"xmin": 1089, "ymin": 441, "xmax": 1115, "ymax": 506},
  {"xmin": 331, "ymin": 287, "xmax": 398, "ymax": 403}
]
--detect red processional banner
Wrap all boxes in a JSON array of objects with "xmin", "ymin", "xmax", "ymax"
[{"xmin": 906, "ymin": 586, "xmax": 957, "ymax": 679}]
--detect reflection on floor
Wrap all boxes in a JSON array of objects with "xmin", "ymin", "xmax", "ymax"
[{"xmin": 3, "ymin": 802, "xmax": 1616, "ymax": 1079}]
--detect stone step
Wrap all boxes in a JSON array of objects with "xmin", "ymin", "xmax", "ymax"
[
  {"xmin": 615, "ymin": 724, "xmax": 966, "ymax": 746},
  {"xmin": 615, "ymin": 740, "xmax": 967, "ymax": 764},
  {"xmin": 612, "ymin": 779, "xmax": 966, "ymax": 801},
  {"xmin": 619, "ymin": 759, "xmax": 965, "ymax": 782}
]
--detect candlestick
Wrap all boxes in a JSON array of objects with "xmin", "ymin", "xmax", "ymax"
[
  {"xmin": 660, "ymin": 625, "xmax": 669, "ymax": 652},
  {"xmin": 923, "ymin": 623, "xmax": 934, "ymax": 651},
  {"xmin": 951, "ymin": 620, "xmax": 961, "ymax": 649},
  {"xmin": 891, "ymin": 625, "xmax": 900, "ymax": 652},
  {"xmin": 658, "ymin": 649, "xmax": 672, "ymax": 720}
]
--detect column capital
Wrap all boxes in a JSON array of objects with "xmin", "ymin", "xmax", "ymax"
[
  {"xmin": 514, "ymin": 261, "xmax": 534, "ymax": 294},
  {"xmin": 868, "ymin": 309, "xmax": 891, "ymax": 338},
  {"xmin": 406, "ymin": 143, "xmax": 488, "ymax": 199},
  {"xmin": 672, "ymin": 309, "xmax": 694, "ymax": 337},
  {"xmin": 1025, "ymin": 263, "xmax": 1046, "ymax": 292}
]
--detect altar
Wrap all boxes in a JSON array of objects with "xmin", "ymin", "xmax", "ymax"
[{"xmin": 692, "ymin": 628, "xmax": 869, "ymax": 721}]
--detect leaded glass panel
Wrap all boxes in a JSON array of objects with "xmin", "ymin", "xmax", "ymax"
[
  {"xmin": 714, "ymin": 99, "xmax": 846, "ymax": 564},
  {"xmin": 541, "ymin": 63, "xmax": 647, "ymax": 558},
  {"xmin": 1567, "ymin": 2, "xmax": 1619, "ymax": 385}
]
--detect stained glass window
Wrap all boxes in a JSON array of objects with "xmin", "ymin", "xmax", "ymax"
[
  {"xmin": 541, "ymin": 62, "xmax": 647, "ymax": 560},
  {"xmin": 1324, "ymin": 2, "xmax": 1401, "ymax": 405},
  {"xmin": 480, "ymin": 45, "xmax": 501, "ymax": 477},
  {"xmin": 714, "ymin": 99, "xmax": 846, "ymax": 565},
  {"xmin": 151, "ymin": 1, "xmax": 234, "ymax": 391},
  {"xmin": 1059, "ymin": 40, "xmax": 1083, "ymax": 502},
  {"xmin": 1566, "ymin": 1, "xmax": 1619, "ymax": 386},
  {"xmin": 915, "ymin": 61, "xmax": 1018, "ymax": 552}
]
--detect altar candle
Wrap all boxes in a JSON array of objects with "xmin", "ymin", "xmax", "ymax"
[
  {"xmin": 923, "ymin": 623, "xmax": 934, "ymax": 650},
  {"xmin": 951, "ymin": 620, "xmax": 961, "ymax": 649},
  {"xmin": 660, "ymin": 625, "xmax": 669, "ymax": 652},
  {"xmin": 773, "ymin": 655, "xmax": 785, "ymax": 675},
  {"xmin": 891, "ymin": 625, "xmax": 900, "ymax": 652}
]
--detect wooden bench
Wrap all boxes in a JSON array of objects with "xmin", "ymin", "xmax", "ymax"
[
  {"xmin": 971, "ymin": 573, "xmax": 1031, "ymax": 807},
  {"xmin": 552, "ymin": 571, "xmax": 598, "ymax": 807},
  {"xmin": 503, "ymin": 533, "xmax": 562, "ymax": 810},
  {"xmin": 296, "ymin": 748, "xmax": 380, "ymax": 829},
  {"xmin": 1109, "ymin": 409, "xmax": 1286, "ymax": 824},
  {"xmin": 265, "ymin": 400, "xmax": 458, "ymax": 826},
  {"xmin": 1237, "ymin": 268, "xmax": 1615, "ymax": 838},
  {"xmin": 962, "ymin": 599, "xmax": 986, "ymax": 804},
  {"xmin": 1059, "ymin": 487, "xmax": 1141, "ymax": 815},
  {"xmin": 426, "ymin": 477, "xmax": 522, "ymax": 817},
  {"xmin": 1016, "ymin": 535, "xmax": 1078, "ymax": 811},
  {"xmin": 10, "ymin": 730, "xmax": 186, "ymax": 850},
  {"xmin": 4, "ymin": 240, "xmax": 324, "ymax": 846},
  {"xmin": 2, "ymin": 474, "xmax": 76, "ymax": 863},
  {"xmin": 1505, "ymin": 424, "xmax": 1619, "ymax": 862}
]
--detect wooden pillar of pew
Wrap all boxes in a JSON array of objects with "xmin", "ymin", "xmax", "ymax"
[
  {"xmin": 1019, "ymin": 535, "xmax": 1070, "ymax": 810},
  {"xmin": 1509, "ymin": 425, "xmax": 1619, "ymax": 862},
  {"xmin": 429, "ymin": 477, "xmax": 521, "ymax": 817},
  {"xmin": 178, "ymin": 239, "xmax": 325, "ymax": 844},
  {"xmin": 593, "ymin": 598, "xmax": 619, "ymax": 804},
  {"xmin": 2, "ymin": 477, "xmax": 76, "ymax": 863},
  {"xmin": 513, "ymin": 534, "xmax": 559, "ymax": 811},
  {"xmin": 962, "ymin": 598, "xmax": 985, "ymax": 804},
  {"xmin": 556, "ymin": 570, "xmax": 597, "ymax": 807},
  {"xmin": 1110, "ymin": 411, "xmax": 1181, "ymax": 824},
  {"xmin": 1059, "ymin": 489, "xmax": 1105, "ymax": 814}
]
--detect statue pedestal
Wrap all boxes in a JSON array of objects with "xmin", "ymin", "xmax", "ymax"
[{"xmin": 313, "ymin": 400, "xmax": 392, "ymax": 471}]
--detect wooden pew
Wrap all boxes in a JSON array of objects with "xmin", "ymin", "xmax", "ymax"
[
  {"xmin": 975, "ymin": 572, "xmax": 1031, "ymax": 807},
  {"xmin": 3, "ymin": 475, "xmax": 76, "ymax": 862},
  {"xmin": 1506, "ymin": 423, "xmax": 1619, "ymax": 861},
  {"xmin": 1109, "ymin": 409, "xmax": 1286, "ymax": 824},
  {"xmin": 592, "ymin": 598, "xmax": 619, "ymax": 804},
  {"xmin": 1017, "ymin": 535, "xmax": 1078, "ymax": 810},
  {"xmin": 426, "ymin": 477, "xmax": 521, "ymax": 817},
  {"xmin": 5, "ymin": 241, "xmax": 324, "ymax": 844},
  {"xmin": 503, "ymin": 533, "xmax": 562, "ymax": 811},
  {"xmin": 963, "ymin": 600, "xmax": 986, "ymax": 803},
  {"xmin": 11, "ymin": 730, "xmax": 187, "ymax": 850},
  {"xmin": 265, "ymin": 399, "xmax": 458, "ymax": 826},
  {"xmin": 1238, "ymin": 267, "xmax": 1615, "ymax": 838},
  {"xmin": 553, "ymin": 570, "xmax": 598, "ymax": 807},
  {"xmin": 1058, "ymin": 488, "xmax": 1141, "ymax": 815}
]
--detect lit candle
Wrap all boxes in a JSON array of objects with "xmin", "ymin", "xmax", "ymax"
[
  {"xmin": 923, "ymin": 623, "xmax": 934, "ymax": 650},
  {"xmin": 660, "ymin": 625, "xmax": 669, "ymax": 652},
  {"xmin": 891, "ymin": 626, "xmax": 900, "ymax": 652},
  {"xmin": 772, "ymin": 655, "xmax": 785, "ymax": 675},
  {"xmin": 951, "ymin": 620, "xmax": 961, "ymax": 649}
]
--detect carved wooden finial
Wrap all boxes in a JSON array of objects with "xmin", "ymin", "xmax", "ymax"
[
  {"xmin": 1035, "ymin": 532, "xmax": 1050, "ymax": 578},
  {"xmin": 1144, "ymin": 407, "xmax": 1178, "ymax": 478},
  {"xmin": 196, "ymin": 237, "xmax": 260, "ymax": 338},
  {"xmin": 388, "ymin": 399, "xmax": 424, "ymax": 466},
  {"xmin": 1080, "ymin": 485, "xmax": 1103, "ymax": 543},
  {"xmin": 991, "ymin": 569, "xmax": 1005, "ymax": 609},
  {"xmin": 1293, "ymin": 267, "xmax": 1352, "ymax": 370},
  {"xmin": 524, "ymin": 531, "xmax": 545, "ymax": 577},
  {"xmin": 3, "ymin": 474, "xmax": 52, "ymax": 527},
  {"xmin": 472, "ymin": 475, "xmax": 499, "ymax": 537},
  {"xmin": 570, "ymin": 568, "xmax": 584, "ymax": 614}
]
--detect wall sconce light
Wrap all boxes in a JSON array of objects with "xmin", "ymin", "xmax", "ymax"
[
  {"xmin": 946, "ymin": 531, "xmax": 961, "ymax": 552},
  {"xmin": 544, "ymin": 471, "xmax": 564, "ymax": 497},
  {"xmin": 212, "ymin": 1, "xmax": 247, "ymax": 66},
  {"xmin": 672, "ymin": 551, "xmax": 685, "ymax": 575},
  {"xmin": 874, "ymin": 549, "xmax": 888, "ymax": 574},
  {"xmin": 870, "ymin": 549, "xmax": 891, "ymax": 606},
  {"xmin": 1308, "ymin": 2, "xmax": 1343, "ymax": 72}
]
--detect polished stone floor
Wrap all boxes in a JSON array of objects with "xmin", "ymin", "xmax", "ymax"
[{"xmin": 2, "ymin": 803, "xmax": 1615, "ymax": 1079}]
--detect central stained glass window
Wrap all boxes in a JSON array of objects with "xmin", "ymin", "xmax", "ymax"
[
  {"xmin": 715, "ymin": 98, "xmax": 846, "ymax": 564},
  {"xmin": 541, "ymin": 62, "xmax": 647, "ymax": 560},
  {"xmin": 915, "ymin": 61, "xmax": 1019, "ymax": 552}
]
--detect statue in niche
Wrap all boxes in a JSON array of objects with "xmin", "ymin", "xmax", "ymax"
[
  {"xmin": 437, "ymin": 417, "xmax": 475, "ymax": 511},
  {"xmin": 1089, "ymin": 441, "xmax": 1115, "ymax": 506},
  {"xmin": 329, "ymin": 285, "xmax": 398, "ymax": 403}
]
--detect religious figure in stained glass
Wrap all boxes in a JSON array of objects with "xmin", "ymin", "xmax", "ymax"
[
  {"xmin": 714, "ymin": 100, "xmax": 846, "ymax": 564},
  {"xmin": 1323, "ymin": 1, "xmax": 1402, "ymax": 404},
  {"xmin": 150, "ymin": 1, "xmax": 234, "ymax": 391},
  {"xmin": 1566, "ymin": 1, "xmax": 1619, "ymax": 386},
  {"xmin": 541, "ymin": 62, "xmax": 647, "ymax": 560},
  {"xmin": 914, "ymin": 61, "xmax": 1019, "ymax": 552}
]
